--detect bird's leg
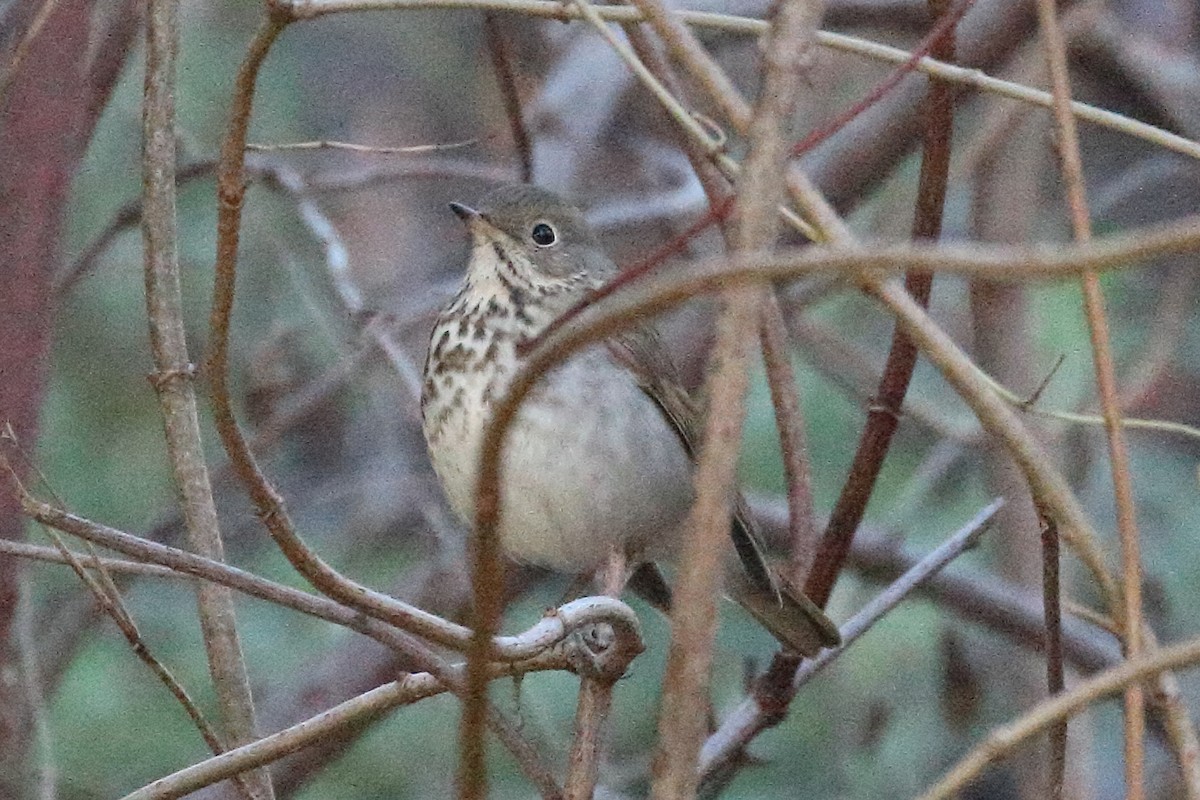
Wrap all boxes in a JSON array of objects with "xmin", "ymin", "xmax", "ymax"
[{"xmin": 597, "ymin": 547, "xmax": 628, "ymax": 597}]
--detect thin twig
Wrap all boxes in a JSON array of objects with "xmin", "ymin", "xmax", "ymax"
[
  {"xmin": 759, "ymin": 298, "xmax": 820, "ymax": 583},
  {"xmin": 1034, "ymin": 0, "xmax": 1146, "ymax": 794},
  {"xmin": 120, "ymin": 651, "xmax": 569, "ymax": 800},
  {"xmin": 58, "ymin": 156, "xmax": 514, "ymax": 297},
  {"xmin": 14, "ymin": 569, "xmax": 56, "ymax": 800},
  {"xmin": 651, "ymin": 0, "xmax": 820, "ymax": 795},
  {"xmin": 917, "ymin": 635, "xmax": 1200, "ymax": 800},
  {"xmin": 141, "ymin": 0, "xmax": 269, "ymax": 796},
  {"xmin": 1039, "ymin": 506, "xmax": 1066, "ymax": 800},
  {"xmin": 789, "ymin": 0, "xmax": 973, "ymax": 157},
  {"xmin": 699, "ymin": 499, "xmax": 1001, "ymax": 783},
  {"xmin": 564, "ymin": 551, "xmax": 627, "ymax": 800},
  {"xmin": 292, "ymin": 0, "xmax": 1200, "ymax": 163},
  {"xmin": 244, "ymin": 137, "xmax": 476, "ymax": 154},
  {"xmin": 0, "ymin": 539, "xmax": 179, "ymax": 577},
  {"xmin": 482, "ymin": 13, "xmax": 533, "ymax": 182}
]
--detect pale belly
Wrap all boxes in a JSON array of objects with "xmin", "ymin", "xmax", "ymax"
[{"xmin": 424, "ymin": 346, "xmax": 695, "ymax": 574}]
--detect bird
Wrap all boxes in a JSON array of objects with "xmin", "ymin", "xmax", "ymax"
[{"xmin": 420, "ymin": 183, "xmax": 839, "ymax": 656}]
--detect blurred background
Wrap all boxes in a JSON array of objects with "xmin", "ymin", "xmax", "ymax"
[{"xmin": 3, "ymin": 0, "xmax": 1200, "ymax": 797}]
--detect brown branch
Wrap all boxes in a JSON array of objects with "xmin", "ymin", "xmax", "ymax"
[
  {"xmin": 620, "ymin": 13, "xmax": 820, "ymax": 581},
  {"xmin": 805, "ymin": 0, "xmax": 956, "ymax": 607},
  {"xmin": 790, "ymin": 0, "xmax": 974, "ymax": 157},
  {"xmin": 483, "ymin": 13, "xmax": 533, "ymax": 182},
  {"xmin": 1039, "ymin": 506, "xmax": 1066, "ymax": 800},
  {"xmin": 917, "ymin": 636, "xmax": 1200, "ymax": 800},
  {"xmin": 759, "ymin": 299, "xmax": 820, "ymax": 582},
  {"xmin": 1034, "ymin": 0, "xmax": 1147, "ymax": 794},
  {"xmin": 564, "ymin": 551, "xmax": 627, "ymax": 800},
  {"xmin": 141, "ymin": 0, "xmax": 270, "ymax": 796},
  {"xmin": 651, "ymin": 0, "xmax": 820, "ymax": 795}
]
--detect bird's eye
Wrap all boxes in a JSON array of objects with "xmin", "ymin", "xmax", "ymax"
[{"xmin": 531, "ymin": 222, "xmax": 557, "ymax": 247}]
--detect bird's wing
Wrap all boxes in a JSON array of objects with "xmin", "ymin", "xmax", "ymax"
[
  {"xmin": 605, "ymin": 326, "xmax": 779, "ymax": 594},
  {"xmin": 607, "ymin": 325, "xmax": 840, "ymax": 654}
]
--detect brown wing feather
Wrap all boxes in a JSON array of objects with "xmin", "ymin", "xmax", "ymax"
[{"xmin": 607, "ymin": 327, "xmax": 840, "ymax": 654}]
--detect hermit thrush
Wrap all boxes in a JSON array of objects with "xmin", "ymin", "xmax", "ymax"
[{"xmin": 420, "ymin": 183, "xmax": 839, "ymax": 656}]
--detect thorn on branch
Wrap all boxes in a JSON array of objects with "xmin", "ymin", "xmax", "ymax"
[{"xmin": 1018, "ymin": 354, "xmax": 1066, "ymax": 411}]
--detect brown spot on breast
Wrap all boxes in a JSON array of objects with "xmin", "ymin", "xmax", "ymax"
[
  {"xmin": 421, "ymin": 377, "xmax": 440, "ymax": 414},
  {"xmin": 432, "ymin": 329, "xmax": 450, "ymax": 359},
  {"xmin": 509, "ymin": 286, "xmax": 532, "ymax": 325},
  {"xmin": 438, "ymin": 343, "xmax": 473, "ymax": 373},
  {"xmin": 485, "ymin": 298, "xmax": 507, "ymax": 319}
]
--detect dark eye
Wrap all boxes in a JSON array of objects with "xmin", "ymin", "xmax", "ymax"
[{"xmin": 531, "ymin": 222, "xmax": 557, "ymax": 246}]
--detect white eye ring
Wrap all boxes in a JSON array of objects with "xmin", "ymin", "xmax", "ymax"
[{"xmin": 531, "ymin": 221, "xmax": 557, "ymax": 247}]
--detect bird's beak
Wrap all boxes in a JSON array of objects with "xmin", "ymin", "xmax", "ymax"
[
  {"xmin": 449, "ymin": 201, "xmax": 500, "ymax": 245},
  {"xmin": 448, "ymin": 201, "xmax": 481, "ymax": 224}
]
